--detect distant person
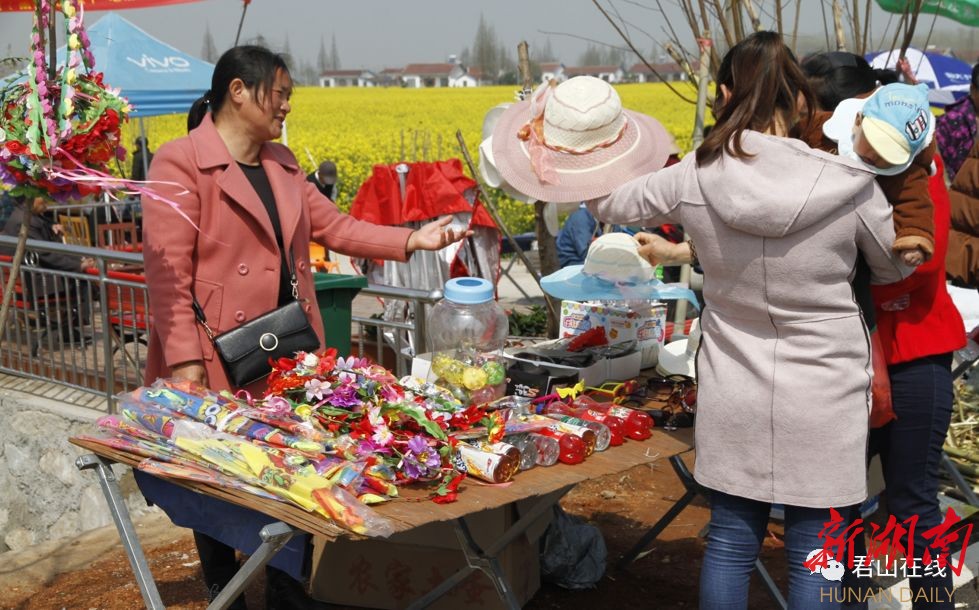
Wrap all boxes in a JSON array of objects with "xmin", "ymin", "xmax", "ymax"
[
  {"xmin": 556, "ymin": 203, "xmax": 601, "ymax": 267},
  {"xmin": 1, "ymin": 195, "xmax": 95, "ymax": 343},
  {"xmin": 307, "ymin": 160, "xmax": 337, "ymax": 200},
  {"xmin": 0, "ymin": 190, "xmax": 15, "ymax": 228},
  {"xmin": 130, "ymin": 136, "xmax": 153, "ymax": 183},
  {"xmin": 936, "ymin": 62, "xmax": 979, "ymax": 182}
]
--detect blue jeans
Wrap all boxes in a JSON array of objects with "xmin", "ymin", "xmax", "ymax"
[
  {"xmin": 700, "ymin": 491, "xmax": 842, "ymax": 610},
  {"xmin": 843, "ymin": 353, "xmax": 955, "ymax": 610}
]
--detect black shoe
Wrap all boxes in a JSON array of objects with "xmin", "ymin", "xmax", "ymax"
[{"xmin": 265, "ymin": 566, "xmax": 330, "ymax": 610}]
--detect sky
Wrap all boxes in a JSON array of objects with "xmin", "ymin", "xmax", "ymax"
[{"xmin": 0, "ymin": 0, "xmax": 971, "ymax": 72}]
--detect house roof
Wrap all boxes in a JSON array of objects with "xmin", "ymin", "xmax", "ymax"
[
  {"xmin": 629, "ymin": 61, "xmax": 697, "ymax": 74},
  {"xmin": 380, "ymin": 67, "xmax": 404, "ymax": 75},
  {"xmin": 539, "ymin": 62, "xmax": 562, "ymax": 72},
  {"xmin": 468, "ymin": 67, "xmax": 485, "ymax": 78},
  {"xmin": 564, "ymin": 65, "xmax": 621, "ymax": 76},
  {"xmin": 402, "ymin": 63, "xmax": 455, "ymax": 76},
  {"xmin": 320, "ymin": 69, "xmax": 370, "ymax": 78}
]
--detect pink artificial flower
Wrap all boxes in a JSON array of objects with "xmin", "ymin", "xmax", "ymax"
[{"xmin": 304, "ymin": 378, "xmax": 332, "ymax": 402}]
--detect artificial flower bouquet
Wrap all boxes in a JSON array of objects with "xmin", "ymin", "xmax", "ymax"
[
  {"xmin": 79, "ymin": 349, "xmax": 518, "ymax": 535},
  {"xmin": 0, "ymin": 0, "xmax": 131, "ymax": 202}
]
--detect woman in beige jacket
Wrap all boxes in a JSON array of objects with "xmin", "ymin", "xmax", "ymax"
[{"xmin": 591, "ymin": 33, "xmax": 909, "ymax": 609}]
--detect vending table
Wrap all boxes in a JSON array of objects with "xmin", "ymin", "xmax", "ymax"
[{"xmin": 71, "ymin": 429, "xmax": 693, "ymax": 610}]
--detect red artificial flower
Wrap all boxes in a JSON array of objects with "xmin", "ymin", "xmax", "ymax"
[
  {"xmin": 449, "ymin": 405, "xmax": 485, "ymax": 430},
  {"xmin": 316, "ymin": 348, "xmax": 338, "ymax": 374},
  {"xmin": 432, "ymin": 472, "xmax": 466, "ymax": 504},
  {"xmin": 347, "ymin": 416, "xmax": 374, "ymax": 440},
  {"xmin": 5, "ymin": 141, "xmax": 27, "ymax": 155}
]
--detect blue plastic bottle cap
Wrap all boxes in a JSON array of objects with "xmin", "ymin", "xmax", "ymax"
[{"xmin": 443, "ymin": 277, "xmax": 494, "ymax": 304}]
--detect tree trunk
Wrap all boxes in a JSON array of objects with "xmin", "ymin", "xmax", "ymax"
[
  {"xmin": 833, "ymin": 0, "xmax": 848, "ymax": 51},
  {"xmin": 517, "ymin": 42, "xmax": 560, "ymax": 338},
  {"xmin": 0, "ymin": 208, "xmax": 32, "ymax": 335},
  {"xmin": 533, "ymin": 202, "xmax": 560, "ymax": 337}
]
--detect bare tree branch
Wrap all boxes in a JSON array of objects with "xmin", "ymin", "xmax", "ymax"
[
  {"xmin": 820, "ymin": 0, "xmax": 832, "ymax": 51},
  {"xmin": 589, "ymin": 0, "xmax": 700, "ymax": 103},
  {"xmin": 899, "ymin": 0, "xmax": 925, "ymax": 58},
  {"xmin": 743, "ymin": 0, "xmax": 763, "ymax": 32},
  {"xmin": 791, "ymin": 0, "xmax": 802, "ymax": 54},
  {"xmin": 876, "ymin": 9, "xmax": 895, "ymax": 52},
  {"xmin": 537, "ymin": 29, "xmax": 630, "ymax": 52},
  {"xmin": 711, "ymin": 0, "xmax": 736, "ymax": 48},
  {"xmin": 861, "ymin": 0, "xmax": 872, "ymax": 54}
]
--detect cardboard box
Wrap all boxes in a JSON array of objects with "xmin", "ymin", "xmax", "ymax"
[
  {"xmin": 604, "ymin": 348, "xmax": 642, "ymax": 381},
  {"xmin": 559, "ymin": 300, "xmax": 667, "ymax": 368},
  {"xmin": 309, "ymin": 505, "xmax": 541, "ymax": 610}
]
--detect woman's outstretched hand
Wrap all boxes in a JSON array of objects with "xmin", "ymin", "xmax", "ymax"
[
  {"xmin": 407, "ymin": 216, "xmax": 473, "ymax": 252},
  {"xmin": 635, "ymin": 231, "xmax": 692, "ymax": 266}
]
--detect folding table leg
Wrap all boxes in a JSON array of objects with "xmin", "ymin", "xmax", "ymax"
[
  {"xmin": 406, "ymin": 486, "xmax": 573, "ymax": 610},
  {"xmin": 754, "ymin": 558, "xmax": 788, "ymax": 609},
  {"xmin": 207, "ymin": 521, "xmax": 298, "ymax": 610},
  {"xmin": 76, "ymin": 454, "xmax": 166, "ymax": 610},
  {"xmin": 619, "ymin": 454, "xmax": 788, "ymax": 610},
  {"xmin": 941, "ymin": 452, "xmax": 979, "ymax": 507},
  {"xmin": 618, "ymin": 455, "xmax": 700, "ymax": 568}
]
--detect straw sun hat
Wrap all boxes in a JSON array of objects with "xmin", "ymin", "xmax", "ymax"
[{"xmin": 482, "ymin": 76, "xmax": 673, "ymax": 204}]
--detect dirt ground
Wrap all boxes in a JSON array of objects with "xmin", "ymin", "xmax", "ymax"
[{"xmin": 0, "ymin": 449, "xmax": 796, "ymax": 610}]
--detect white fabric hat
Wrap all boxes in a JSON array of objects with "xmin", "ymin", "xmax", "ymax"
[
  {"xmin": 656, "ymin": 318, "xmax": 701, "ymax": 378},
  {"xmin": 542, "ymin": 233, "xmax": 699, "ymax": 306},
  {"xmin": 478, "ymin": 103, "xmax": 538, "ymax": 203}
]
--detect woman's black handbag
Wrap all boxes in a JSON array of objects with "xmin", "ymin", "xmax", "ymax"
[{"xmin": 192, "ymin": 252, "xmax": 320, "ymax": 387}]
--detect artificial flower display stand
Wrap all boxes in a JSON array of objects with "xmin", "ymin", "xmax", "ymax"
[{"xmin": 68, "ymin": 350, "xmax": 693, "ymax": 610}]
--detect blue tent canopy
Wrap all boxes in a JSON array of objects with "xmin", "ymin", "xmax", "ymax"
[{"xmin": 58, "ymin": 12, "xmax": 214, "ymax": 117}]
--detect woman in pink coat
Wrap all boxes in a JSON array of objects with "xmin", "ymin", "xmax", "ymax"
[
  {"xmin": 591, "ymin": 33, "xmax": 909, "ymax": 609},
  {"xmin": 141, "ymin": 46, "xmax": 466, "ymax": 609}
]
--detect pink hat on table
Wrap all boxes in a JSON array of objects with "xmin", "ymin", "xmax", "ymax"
[{"xmin": 488, "ymin": 76, "xmax": 673, "ymax": 204}]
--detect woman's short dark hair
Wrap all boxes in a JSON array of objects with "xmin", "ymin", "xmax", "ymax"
[
  {"xmin": 187, "ymin": 45, "xmax": 290, "ymax": 132},
  {"xmin": 696, "ymin": 31, "xmax": 815, "ymax": 165},
  {"xmin": 800, "ymin": 52, "xmax": 879, "ymax": 110}
]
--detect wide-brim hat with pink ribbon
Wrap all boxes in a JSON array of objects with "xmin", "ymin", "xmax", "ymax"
[{"xmin": 487, "ymin": 76, "xmax": 673, "ymax": 204}]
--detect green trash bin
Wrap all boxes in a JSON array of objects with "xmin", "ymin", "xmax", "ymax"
[{"xmin": 313, "ymin": 272, "xmax": 368, "ymax": 356}]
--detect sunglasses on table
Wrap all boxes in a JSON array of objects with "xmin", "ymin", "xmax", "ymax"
[{"xmin": 583, "ymin": 379, "xmax": 642, "ymax": 403}]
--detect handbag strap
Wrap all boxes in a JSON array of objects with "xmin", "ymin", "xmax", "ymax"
[{"xmin": 192, "ymin": 249, "xmax": 300, "ymax": 342}]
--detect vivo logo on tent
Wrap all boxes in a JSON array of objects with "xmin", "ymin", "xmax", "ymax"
[{"xmin": 126, "ymin": 54, "xmax": 192, "ymax": 73}]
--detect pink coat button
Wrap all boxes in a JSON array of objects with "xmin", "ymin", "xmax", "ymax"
[
  {"xmin": 237, "ymin": 263, "xmax": 249, "ymax": 275},
  {"xmin": 235, "ymin": 310, "xmax": 246, "ymax": 322},
  {"xmin": 298, "ymin": 261, "xmax": 307, "ymax": 271},
  {"xmin": 304, "ymin": 304, "xmax": 312, "ymax": 313}
]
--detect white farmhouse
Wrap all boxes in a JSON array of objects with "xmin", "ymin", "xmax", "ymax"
[{"xmin": 319, "ymin": 69, "xmax": 377, "ymax": 87}]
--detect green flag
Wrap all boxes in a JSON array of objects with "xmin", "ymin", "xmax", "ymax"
[{"xmin": 877, "ymin": 0, "xmax": 979, "ymax": 27}]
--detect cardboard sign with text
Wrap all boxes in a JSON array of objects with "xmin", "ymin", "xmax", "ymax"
[{"xmin": 560, "ymin": 300, "xmax": 667, "ymax": 367}]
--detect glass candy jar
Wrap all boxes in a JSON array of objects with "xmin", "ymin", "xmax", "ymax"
[{"xmin": 427, "ymin": 277, "xmax": 509, "ymax": 405}]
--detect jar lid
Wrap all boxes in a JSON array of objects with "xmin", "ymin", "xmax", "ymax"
[{"xmin": 443, "ymin": 277, "xmax": 494, "ymax": 304}]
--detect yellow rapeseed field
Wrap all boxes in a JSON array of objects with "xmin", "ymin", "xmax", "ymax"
[{"xmin": 124, "ymin": 83, "xmax": 700, "ymax": 233}]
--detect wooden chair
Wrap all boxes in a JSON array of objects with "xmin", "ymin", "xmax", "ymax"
[
  {"xmin": 97, "ymin": 222, "xmax": 139, "ymax": 251},
  {"xmin": 58, "ymin": 214, "xmax": 92, "ymax": 247}
]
